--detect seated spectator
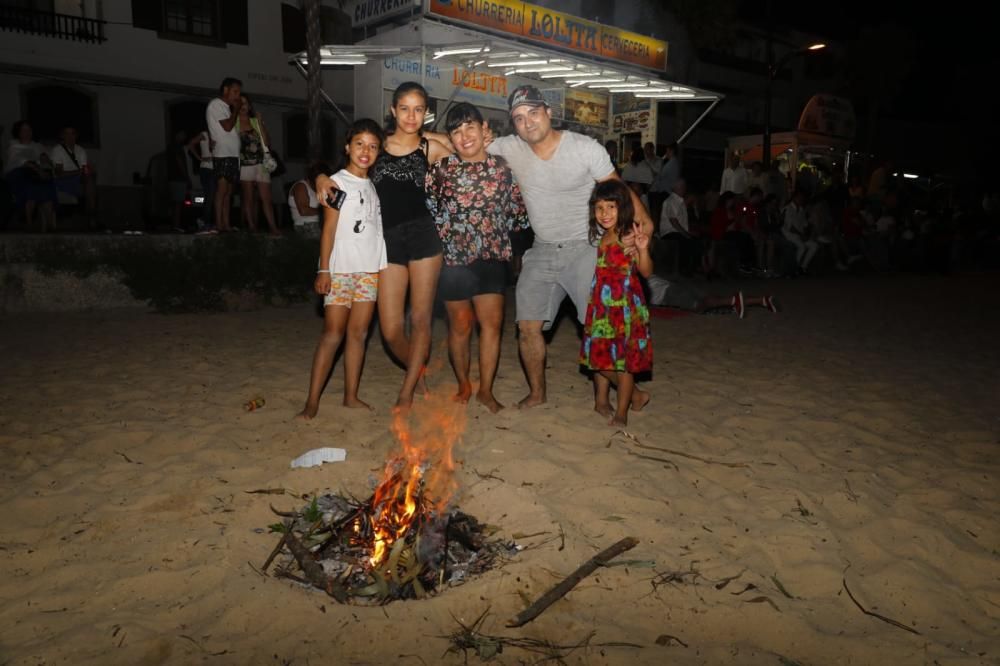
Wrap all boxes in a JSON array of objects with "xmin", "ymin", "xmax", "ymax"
[
  {"xmin": 4, "ymin": 120, "xmax": 56, "ymax": 231},
  {"xmin": 621, "ymin": 142, "xmax": 654, "ymax": 196},
  {"xmin": 706, "ymin": 192, "xmax": 739, "ymax": 276},
  {"xmin": 288, "ymin": 161, "xmax": 329, "ymax": 237},
  {"xmin": 656, "ymin": 178, "xmax": 700, "ymax": 276},
  {"xmin": 782, "ymin": 189, "xmax": 819, "ymax": 274},
  {"xmin": 50, "ymin": 125, "xmax": 97, "ymax": 227}
]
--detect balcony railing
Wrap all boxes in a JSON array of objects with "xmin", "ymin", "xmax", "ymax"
[{"xmin": 0, "ymin": 5, "xmax": 106, "ymax": 43}]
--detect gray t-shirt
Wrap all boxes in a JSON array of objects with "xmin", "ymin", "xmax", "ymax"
[{"xmin": 488, "ymin": 131, "xmax": 614, "ymax": 243}]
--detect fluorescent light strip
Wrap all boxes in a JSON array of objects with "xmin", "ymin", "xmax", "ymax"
[
  {"xmin": 538, "ymin": 71, "xmax": 600, "ymax": 79},
  {"xmin": 433, "ymin": 47, "xmax": 490, "ymax": 59},
  {"xmin": 487, "ymin": 59, "xmax": 549, "ymax": 67},
  {"xmin": 512, "ymin": 65, "xmax": 574, "ymax": 73},
  {"xmin": 634, "ymin": 92, "xmax": 696, "ymax": 98},
  {"xmin": 569, "ymin": 78, "xmax": 624, "ymax": 86},
  {"xmin": 598, "ymin": 82, "xmax": 651, "ymax": 88}
]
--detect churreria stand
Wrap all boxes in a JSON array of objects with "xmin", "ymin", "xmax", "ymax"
[{"xmin": 292, "ymin": 0, "xmax": 722, "ymax": 154}]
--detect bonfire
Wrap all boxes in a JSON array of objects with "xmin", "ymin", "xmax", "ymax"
[{"xmin": 260, "ymin": 400, "xmax": 516, "ymax": 604}]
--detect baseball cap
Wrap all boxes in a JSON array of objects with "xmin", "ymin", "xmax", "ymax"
[{"xmin": 508, "ymin": 85, "xmax": 548, "ymax": 114}]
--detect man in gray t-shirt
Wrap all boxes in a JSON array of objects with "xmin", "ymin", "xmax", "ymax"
[{"xmin": 488, "ymin": 85, "xmax": 653, "ymax": 409}]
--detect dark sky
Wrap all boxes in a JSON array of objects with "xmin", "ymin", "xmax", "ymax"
[{"xmin": 739, "ymin": 3, "xmax": 995, "ymax": 125}]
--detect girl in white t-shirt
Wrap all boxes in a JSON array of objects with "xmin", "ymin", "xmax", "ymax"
[{"xmin": 299, "ymin": 120, "xmax": 387, "ymax": 419}]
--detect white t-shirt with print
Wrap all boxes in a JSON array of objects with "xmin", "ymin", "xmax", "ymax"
[
  {"xmin": 206, "ymin": 98, "xmax": 240, "ymax": 158},
  {"xmin": 328, "ymin": 169, "xmax": 387, "ymax": 274}
]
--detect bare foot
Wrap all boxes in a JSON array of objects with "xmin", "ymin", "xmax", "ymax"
[
  {"xmin": 610, "ymin": 413, "xmax": 628, "ymax": 427},
  {"xmin": 296, "ymin": 403, "xmax": 318, "ymax": 420},
  {"xmin": 476, "ymin": 391, "xmax": 505, "ymax": 413},
  {"xmin": 394, "ymin": 396, "xmax": 413, "ymax": 414},
  {"xmin": 594, "ymin": 401, "xmax": 613, "ymax": 418},
  {"xmin": 517, "ymin": 393, "xmax": 546, "ymax": 409},
  {"xmin": 630, "ymin": 390, "xmax": 650, "ymax": 412},
  {"xmin": 343, "ymin": 397, "xmax": 373, "ymax": 411},
  {"xmin": 453, "ymin": 382, "xmax": 472, "ymax": 404}
]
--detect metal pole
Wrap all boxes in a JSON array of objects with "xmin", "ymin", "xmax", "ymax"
[
  {"xmin": 304, "ymin": 0, "xmax": 323, "ymax": 160},
  {"xmin": 676, "ymin": 98, "xmax": 720, "ymax": 145},
  {"xmin": 763, "ymin": 0, "xmax": 773, "ymax": 170}
]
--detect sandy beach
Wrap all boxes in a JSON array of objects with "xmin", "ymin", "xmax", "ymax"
[{"xmin": 1, "ymin": 274, "xmax": 998, "ymax": 665}]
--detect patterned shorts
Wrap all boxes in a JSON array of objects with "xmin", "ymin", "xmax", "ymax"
[
  {"xmin": 324, "ymin": 272, "xmax": 378, "ymax": 308},
  {"xmin": 213, "ymin": 157, "xmax": 240, "ymax": 184}
]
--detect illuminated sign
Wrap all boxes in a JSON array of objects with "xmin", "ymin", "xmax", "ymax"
[
  {"xmin": 348, "ymin": 0, "xmax": 422, "ymax": 28},
  {"xmin": 427, "ymin": 0, "xmax": 668, "ymax": 71}
]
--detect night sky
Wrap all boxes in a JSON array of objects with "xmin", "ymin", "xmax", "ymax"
[{"xmin": 739, "ymin": 3, "xmax": 996, "ymax": 182}]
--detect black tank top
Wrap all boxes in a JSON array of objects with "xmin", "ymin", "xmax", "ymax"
[{"xmin": 370, "ymin": 137, "xmax": 430, "ymax": 230}]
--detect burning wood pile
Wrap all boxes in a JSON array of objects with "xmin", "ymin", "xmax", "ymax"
[{"xmin": 260, "ymin": 401, "xmax": 517, "ymax": 604}]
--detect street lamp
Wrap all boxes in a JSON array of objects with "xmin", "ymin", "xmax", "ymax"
[{"xmin": 762, "ymin": 42, "xmax": 826, "ymax": 170}]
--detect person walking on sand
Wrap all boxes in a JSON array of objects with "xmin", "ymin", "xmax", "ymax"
[
  {"xmin": 298, "ymin": 120, "xmax": 387, "ymax": 419},
  {"xmin": 580, "ymin": 180, "xmax": 653, "ymax": 426}
]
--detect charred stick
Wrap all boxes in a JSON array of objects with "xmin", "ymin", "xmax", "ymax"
[
  {"xmin": 261, "ymin": 531, "xmax": 288, "ymax": 573},
  {"xmin": 284, "ymin": 530, "xmax": 348, "ymax": 603},
  {"xmin": 507, "ymin": 536, "xmax": 639, "ymax": 628}
]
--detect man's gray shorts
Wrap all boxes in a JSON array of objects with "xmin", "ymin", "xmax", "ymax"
[{"xmin": 515, "ymin": 239, "xmax": 597, "ymax": 330}]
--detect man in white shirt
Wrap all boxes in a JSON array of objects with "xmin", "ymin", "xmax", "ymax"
[
  {"xmin": 205, "ymin": 77, "xmax": 242, "ymax": 231},
  {"xmin": 657, "ymin": 179, "xmax": 700, "ymax": 275},
  {"xmin": 720, "ymin": 154, "xmax": 748, "ymax": 196},
  {"xmin": 51, "ymin": 125, "xmax": 97, "ymax": 223}
]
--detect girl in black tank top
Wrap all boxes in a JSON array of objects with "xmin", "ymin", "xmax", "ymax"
[{"xmin": 370, "ymin": 137, "xmax": 432, "ymax": 231}]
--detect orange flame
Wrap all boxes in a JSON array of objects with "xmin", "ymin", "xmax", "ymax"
[{"xmin": 367, "ymin": 395, "xmax": 465, "ymax": 568}]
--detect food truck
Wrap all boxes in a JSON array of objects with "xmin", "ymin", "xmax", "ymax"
[{"xmin": 293, "ymin": 0, "xmax": 722, "ymax": 157}]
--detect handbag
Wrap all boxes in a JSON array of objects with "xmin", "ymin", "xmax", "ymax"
[{"xmin": 252, "ymin": 118, "xmax": 285, "ymax": 177}]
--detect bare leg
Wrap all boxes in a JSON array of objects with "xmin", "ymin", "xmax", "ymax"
[
  {"xmin": 444, "ymin": 299, "xmax": 474, "ymax": 403},
  {"xmin": 397, "ymin": 254, "xmax": 441, "ymax": 408},
  {"xmin": 342, "ymin": 300, "xmax": 375, "ymax": 409},
  {"xmin": 241, "ymin": 181, "xmax": 257, "ymax": 231},
  {"xmin": 472, "ymin": 293, "xmax": 505, "ymax": 413},
  {"xmin": 598, "ymin": 371, "xmax": 650, "ymax": 411},
  {"xmin": 517, "ymin": 320, "xmax": 546, "ymax": 408},
  {"xmin": 215, "ymin": 178, "xmax": 231, "ymax": 231},
  {"xmin": 258, "ymin": 181, "xmax": 280, "ymax": 235},
  {"xmin": 593, "ymin": 372, "xmax": 612, "ymax": 418},
  {"xmin": 298, "ymin": 303, "xmax": 349, "ymax": 419},
  {"xmin": 600, "ymin": 371, "xmax": 635, "ymax": 426},
  {"xmin": 377, "ymin": 263, "xmax": 411, "ymax": 368}
]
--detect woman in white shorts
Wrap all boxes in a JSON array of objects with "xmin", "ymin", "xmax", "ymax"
[{"xmin": 237, "ymin": 95, "xmax": 280, "ymax": 235}]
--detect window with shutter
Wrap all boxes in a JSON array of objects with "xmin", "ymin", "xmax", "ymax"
[{"xmin": 281, "ymin": 2, "xmax": 306, "ymax": 54}]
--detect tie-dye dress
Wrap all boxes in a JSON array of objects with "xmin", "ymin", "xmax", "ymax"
[{"xmin": 579, "ymin": 239, "xmax": 652, "ymax": 373}]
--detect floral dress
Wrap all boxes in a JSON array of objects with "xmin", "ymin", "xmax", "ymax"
[
  {"xmin": 579, "ymin": 239, "xmax": 652, "ymax": 373},
  {"xmin": 425, "ymin": 154, "xmax": 529, "ymax": 266}
]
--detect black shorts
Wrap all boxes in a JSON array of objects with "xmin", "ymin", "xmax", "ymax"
[
  {"xmin": 213, "ymin": 157, "xmax": 240, "ymax": 185},
  {"xmin": 438, "ymin": 260, "xmax": 508, "ymax": 301},
  {"xmin": 384, "ymin": 216, "xmax": 442, "ymax": 265}
]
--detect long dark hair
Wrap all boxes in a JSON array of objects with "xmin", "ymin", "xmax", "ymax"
[
  {"xmin": 588, "ymin": 180, "xmax": 635, "ymax": 244},
  {"xmin": 385, "ymin": 82, "xmax": 429, "ymax": 135}
]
